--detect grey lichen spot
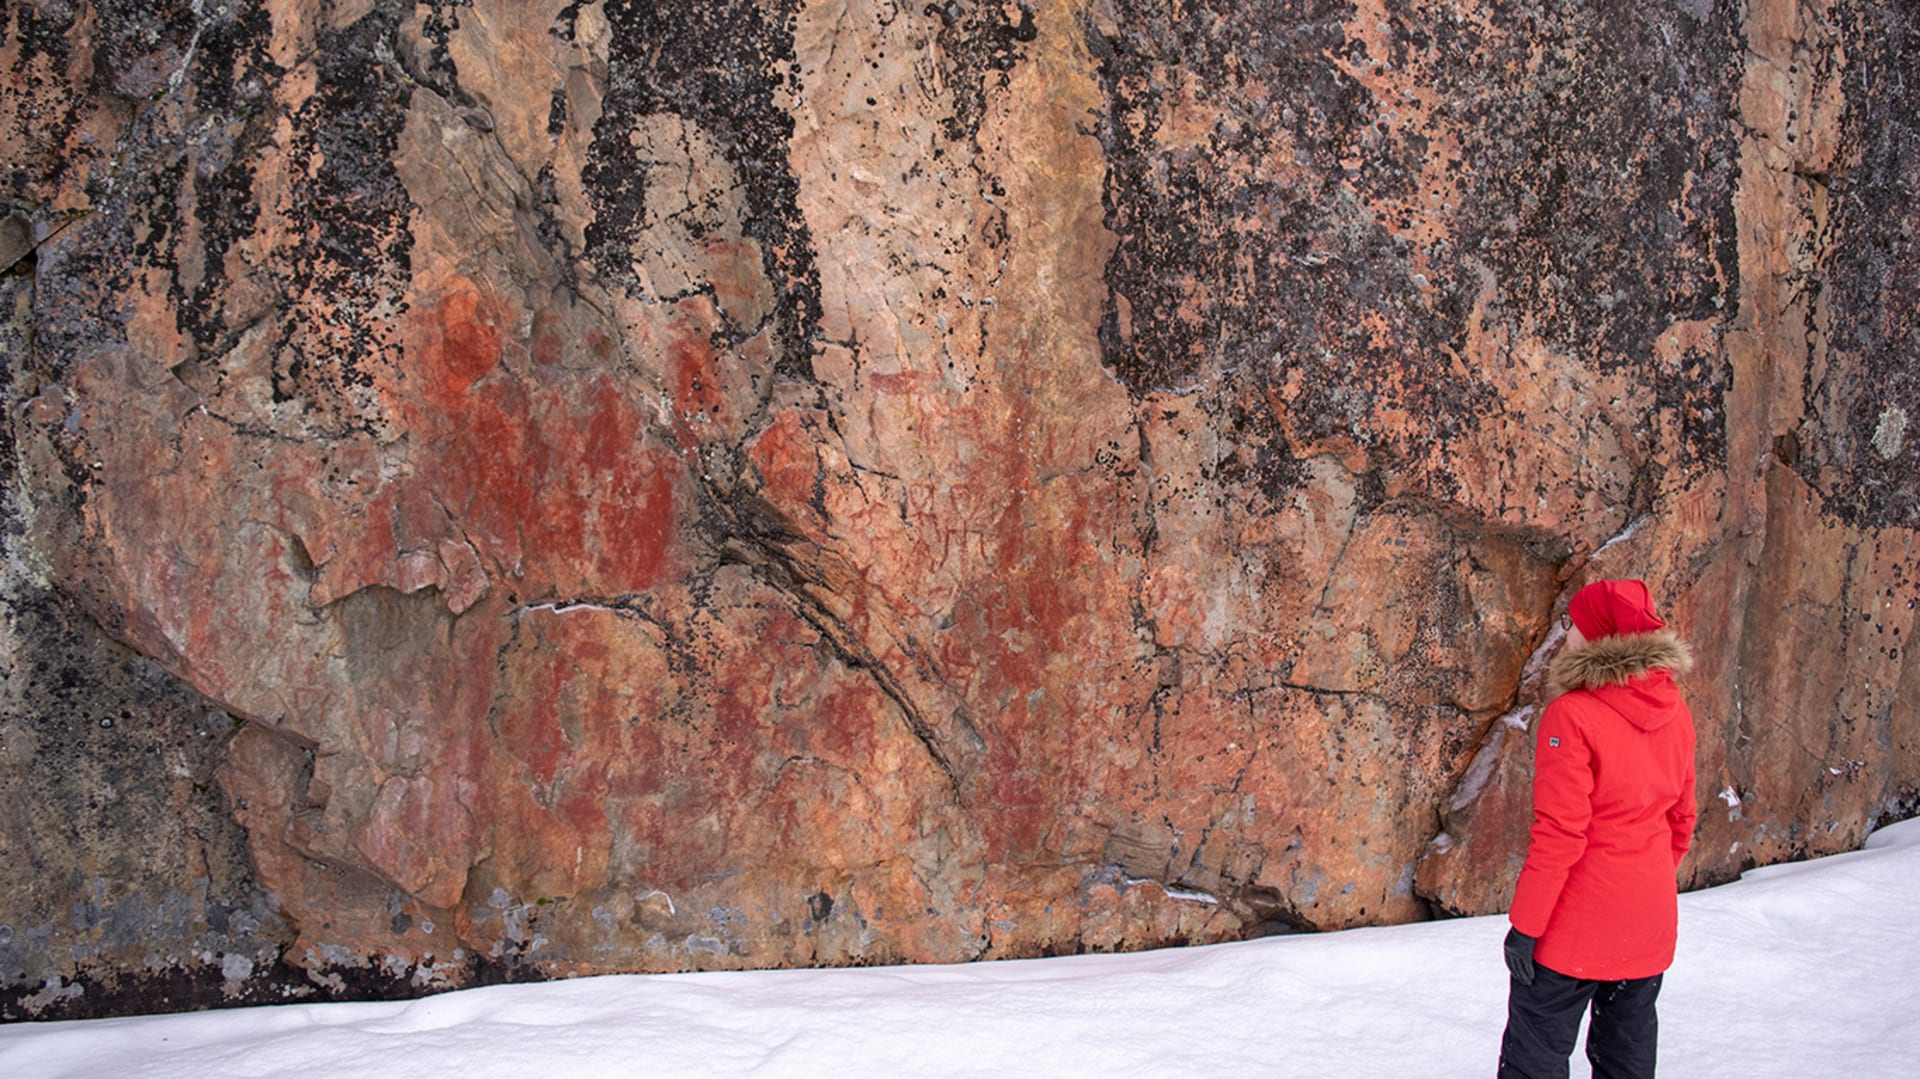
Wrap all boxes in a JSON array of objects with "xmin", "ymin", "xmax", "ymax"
[
  {"xmin": 312, "ymin": 942, "xmax": 361, "ymax": 968},
  {"xmin": 1872, "ymin": 405, "xmax": 1908, "ymax": 460},
  {"xmin": 220, "ymin": 951, "xmax": 254, "ymax": 983},
  {"xmin": 22, "ymin": 977, "xmax": 84, "ymax": 1011}
]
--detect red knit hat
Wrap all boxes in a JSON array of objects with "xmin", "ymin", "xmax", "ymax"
[{"xmin": 1567, "ymin": 579, "xmax": 1667, "ymax": 640}]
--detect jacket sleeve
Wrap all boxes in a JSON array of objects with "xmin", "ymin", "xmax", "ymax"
[
  {"xmin": 1507, "ymin": 701, "xmax": 1594, "ymax": 937},
  {"xmin": 1668, "ymin": 716, "xmax": 1698, "ymax": 868}
]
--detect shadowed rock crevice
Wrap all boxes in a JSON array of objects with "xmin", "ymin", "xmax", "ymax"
[{"xmin": 715, "ymin": 493, "xmax": 977, "ymax": 800}]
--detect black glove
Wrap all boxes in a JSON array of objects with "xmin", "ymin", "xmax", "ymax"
[{"xmin": 1503, "ymin": 927, "xmax": 1537, "ymax": 986}]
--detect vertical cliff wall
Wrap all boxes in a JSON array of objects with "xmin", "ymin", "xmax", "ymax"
[{"xmin": 2, "ymin": 0, "xmax": 1915, "ymax": 1018}]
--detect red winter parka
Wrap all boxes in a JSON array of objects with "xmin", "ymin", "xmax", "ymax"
[{"xmin": 1508, "ymin": 628, "xmax": 1698, "ymax": 981}]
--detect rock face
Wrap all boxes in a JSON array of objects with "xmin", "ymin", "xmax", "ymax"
[{"xmin": 2, "ymin": 0, "xmax": 1915, "ymax": 1018}]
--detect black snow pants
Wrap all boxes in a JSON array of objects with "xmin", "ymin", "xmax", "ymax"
[{"xmin": 1497, "ymin": 965, "xmax": 1662, "ymax": 1079}]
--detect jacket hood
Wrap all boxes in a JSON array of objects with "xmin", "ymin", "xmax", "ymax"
[{"xmin": 1548, "ymin": 628, "xmax": 1694, "ymax": 730}]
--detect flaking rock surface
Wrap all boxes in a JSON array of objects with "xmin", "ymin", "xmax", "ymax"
[{"xmin": 2, "ymin": 0, "xmax": 1915, "ymax": 1018}]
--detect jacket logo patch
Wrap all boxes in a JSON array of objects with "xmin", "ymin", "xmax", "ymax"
[{"xmin": 1548, "ymin": 737, "xmax": 1561, "ymax": 748}]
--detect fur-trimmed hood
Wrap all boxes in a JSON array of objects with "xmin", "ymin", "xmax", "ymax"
[{"xmin": 1548, "ymin": 628, "xmax": 1694, "ymax": 698}]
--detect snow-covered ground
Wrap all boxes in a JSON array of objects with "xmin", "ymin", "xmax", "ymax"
[{"xmin": 5, "ymin": 818, "xmax": 1917, "ymax": 1078}]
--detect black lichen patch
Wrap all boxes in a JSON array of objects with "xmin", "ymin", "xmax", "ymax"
[
  {"xmin": 924, "ymin": 0, "xmax": 1039, "ymax": 144},
  {"xmin": 266, "ymin": 9, "xmax": 415, "ymax": 431},
  {"xmin": 1797, "ymin": 3, "xmax": 1920, "ymax": 529},
  {"xmin": 1426, "ymin": 2, "xmax": 1739, "ymax": 462},
  {"xmin": 7, "ymin": 0, "xmax": 78, "ymax": 70},
  {"xmin": 581, "ymin": 0, "xmax": 822, "ymax": 379},
  {"xmin": 88, "ymin": 0, "xmax": 200, "ymax": 101},
  {"xmin": 175, "ymin": 1, "xmax": 283, "ymax": 356},
  {"xmin": 1087, "ymin": 3, "xmax": 1493, "ymax": 452},
  {"xmin": 413, "ymin": 0, "xmax": 470, "ymax": 97},
  {"xmin": 1087, "ymin": 1, "xmax": 1739, "ymax": 486},
  {"xmin": 4, "ymin": 2, "xmax": 88, "ymax": 198}
]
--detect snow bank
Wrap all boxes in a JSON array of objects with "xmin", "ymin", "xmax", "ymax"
[{"xmin": 4, "ymin": 819, "xmax": 1918, "ymax": 1078}]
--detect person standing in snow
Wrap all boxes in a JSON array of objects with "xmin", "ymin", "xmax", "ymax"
[{"xmin": 1498, "ymin": 579, "xmax": 1699, "ymax": 1078}]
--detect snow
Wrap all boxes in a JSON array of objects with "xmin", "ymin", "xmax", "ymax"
[
  {"xmin": 6, "ymin": 818, "xmax": 1920, "ymax": 1078},
  {"xmin": 1591, "ymin": 515, "xmax": 1648, "ymax": 561}
]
